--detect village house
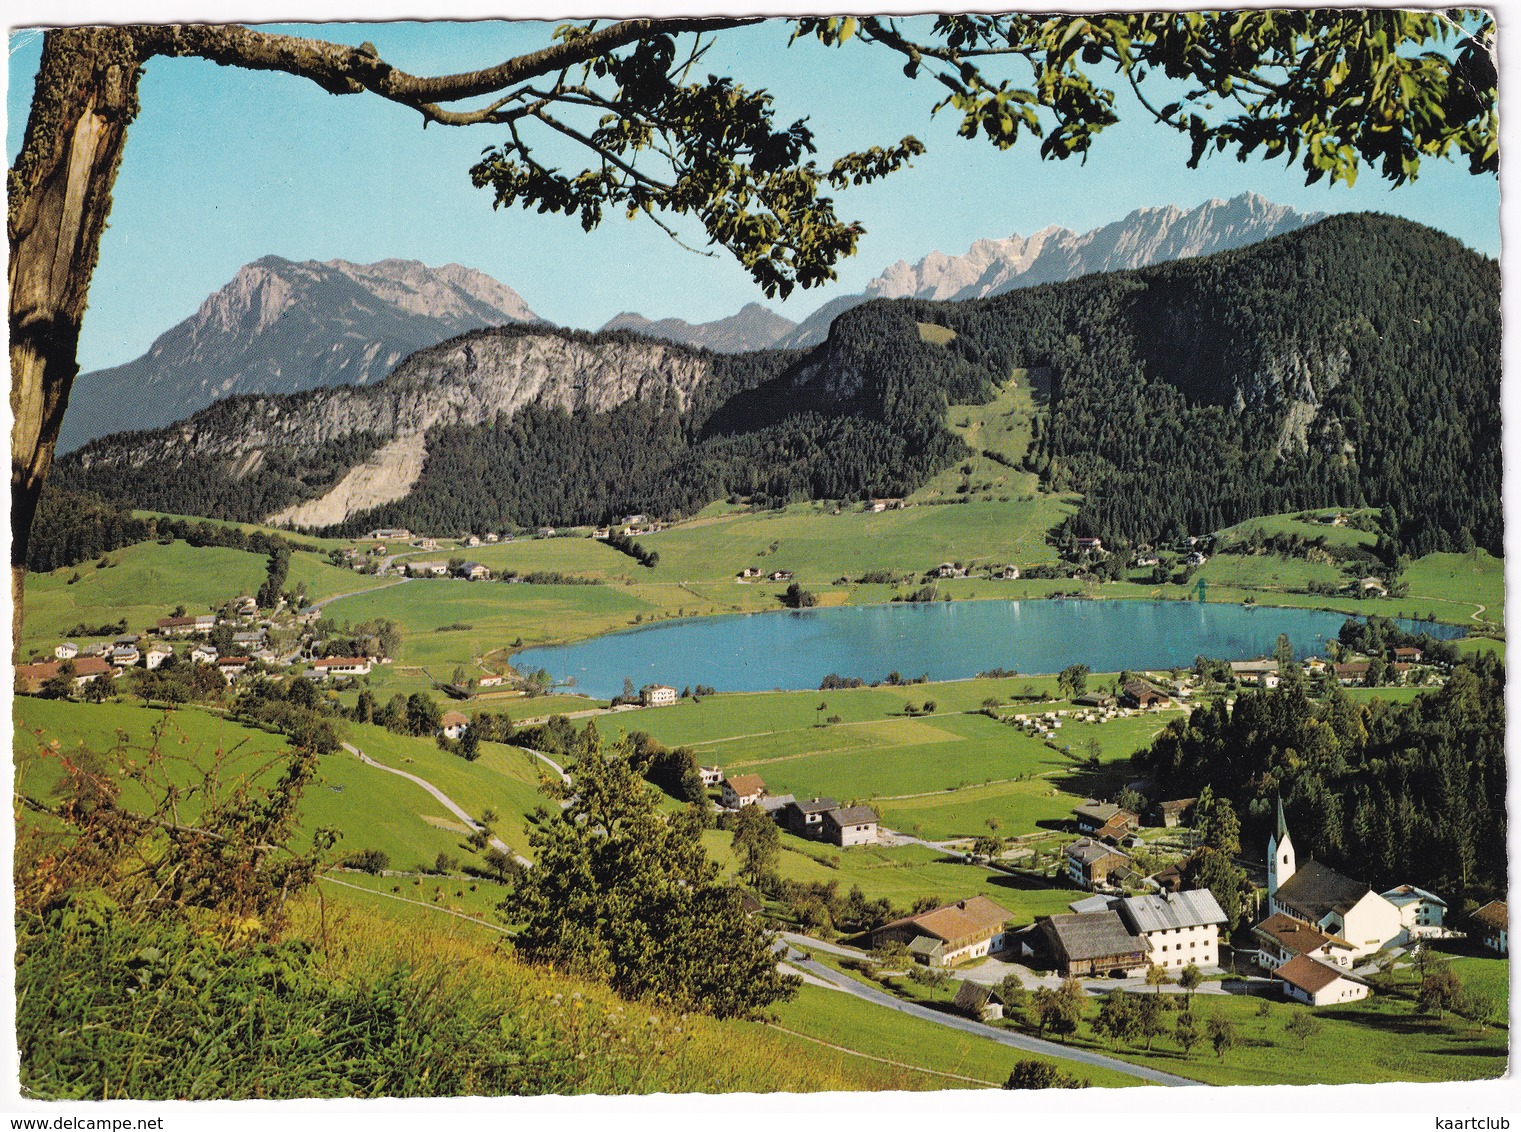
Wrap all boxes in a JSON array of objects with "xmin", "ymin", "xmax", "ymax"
[
  {"xmin": 368, "ymin": 528, "xmax": 411, "ymax": 541},
  {"xmin": 592, "ymin": 528, "xmax": 611, "ymax": 540},
  {"xmin": 783, "ymin": 797, "xmax": 839, "ymax": 839},
  {"xmin": 310, "ymin": 657, "xmax": 373, "ymax": 680},
  {"xmin": 871, "ymin": 895, "xmax": 1012, "ymax": 967},
  {"xmin": 699, "ymin": 765, "xmax": 723, "ymax": 787},
  {"xmin": 1071, "ymin": 691, "xmax": 1114, "ymax": 709},
  {"xmin": 934, "ymin": 562, "xmax": 966, "ymax": 579},
  {"xmin": 1149, "ymin": 862, "xmax": 1186, "ymax": 893},
  {"xmin": 721, "ymin": 774, "xmax": 767, "ymax": 809},
  {"xmin": 1392, "ymin": 646, "xmax": 1424, "ymax": 663},
  {"xmin": 439, "ymin": 711, "xmax": 470, "ymax": 740},
  {"xmin": 465, "ymin": 535, "xmax": 481, "ymax": 548},
  {"xmin": 1069, "ymin": 890, "xmax": 1228, "ymax": 970},
  {"xmin": 537, "ymin": 527, "xmax": 557, "ymax": 539},
  {"xmin": 1120, "ymin": 679, "xmax": 1170, "ymax": 709},
  {"xmin": 640, "ymin": 684, "xmax": 679, "ymax": 707},
  {"xmin": 410, "ymin": 561, "xmax": 449, "ymax": 577},
  {"xmin": 477, "ymin": 674, "xmax": 505, "ymax": 688},
  {"xmin": 767, "ymin": 570, "xmax": 794, "ymax": 582},
  {"xmin": 738, "ymin": 567, "xmax": 762, "ymax": 579},
  {"xmin": 869, "ymin": 499, "xmax": 903, "ymax": 513},
  {"xmin": 1072, "ymin": 800, "xmax": 1138, "ymax": 837},
  {"xmin": 233, "ymin": 595, "xmax": 258, "ymax": 617},
  {"xmin": 1041, "ymin": 911, "xmax": 1149, "ymax": 977},
  {"xmin": 53, "ymin": 642, "xmax": 78, "ymax": 660},
  {"xmin": 1380, "ymin": 885, "xmax": 1449, "ymax": 937},
  {"xmin": 156, "ymin": 614, "xmax": 216, "ymax": 636},
  {"xmin": 483, "ymin": 532, "xmax": 500, "ymax": 544},
  {"xmin": 823, "ymin": 805, "xmax": 880, "ymax": 847},
  {"xmin": 110, "ymin": 645, "xmax": 141, "ymax": 666},
  {"xmin": 1265, "ymin": 801, "xmax": 1402, "ymax": 958},
  {"xmin": 1146, "ymin": 798, "xmax": 1197, "ymax": 828},
  {"xmin": 1275, "ymin": 953, "xmax": 1369, "ymax": 1006},
  {"xmin": 1359, "ymin": 575, "xmax": 1388, "ymax": 597},
  {"xmin": 216, "ymin": 656, "xmax": 250, "ymax": 682},
  {"xmin": 1472, "ymin": 900, "xmax": 1507, "ymax": 956},
  {"xmin": 1064, "ymin": 838, "xmax": 1134, "ymax": 890},
  {"xmin": 458, "ymin": 562, "xmax": 491, "ymax": 581},
  {"xmin": 1074, "ymin": 537, "xmax": 1104, "ymax": 554},
  {"xmin": 757, "ymin": 793, "xmax": 796, "ymax": 820},
  {"xmin": 1333, "ymin": 661, "xmax": 1370, "ymax": 685},
  {"xmin": 1135, "ymin": 554, "xmax": 1160, "ymax": 568},
  {"xmin": 16, "ymin": 656, "xmax": 116, "ymax": 693},
  {"xmin": 144, "ymin": 645, "xmax": 174, "ymax": 670},
  {"xmin": 413, "ymin": 537, "xmax": 439, "ymax": 551},
  {"xmin": 190, "ymin": 644, "xmax": 219, "ymax": 664},
  {"xmin": 1230, "ymin": 659, "xmax": 1281, "ymax": 688},
  {"xmin": 1252, "ymin": 912, "xmax": 1356, "ymax": 973}
]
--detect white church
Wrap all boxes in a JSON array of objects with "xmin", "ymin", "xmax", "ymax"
[{"xmin": 1263, "ymin": 799, "xmax": 1404, "ymax": 960}]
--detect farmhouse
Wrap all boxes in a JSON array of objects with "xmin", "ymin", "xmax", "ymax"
[
  {"xmin": 1072, "ymin": 800, "xmax": 1137, "ymax": 836},
  {"xmin": 144, "ymin": 645, "xmax": 174, "ymax": 670},
  {"xmin": 822, "ymin": 804, "xmax": 880, "ymax": 847},
  {"xmin": 737, "ymin": 567, "xmax": 762, "ymax": 579},
  {"xmin": 1333, "ymin": 661, "xmax": 1370, "ymax": 685},
  {"xmin": 310, "ymin": 657, "xmax": 373, "ymax": 679},
  {"xmin": 699, "ymin": 765, "xmax": 723, "ymax": 787},
  {"xmin": 1041, "ymin": 911, "xmax": 1148, "ymax": 977},
  {"xmin": 1472, "ymin": 900, "xmax": 1507, "ymax": 955},
  {"xmin": 1069, "ymin": 890, "xmax": 1227, "ymax": 970},
  {"xmin": 1074, "ymin": 537, "xmax": 1104, "ymax": 553},
  {"xmin": 110, "ymin": 645, "xmax": 141, "ymax": 666},
  {"xmin": 640, "ymin": 684, "xmax": 679, "ymax": 707},
  {"xmin": 1071, "ymin": 691, "xmax": 1114, "ymax": 709},
  {"xmin": 721, "ymin": 774, "xmax": 767, "ymax": 808},
  {"xmin": 767, "ymin": 570, "xmax": 794, "ymax": 582},
  {"xmin": 1230, "ymin": 659, "xmax": 1281, "ymax": 688},
  {"xmin": 1275, "ymin": 954, "xmax": 1369, "ymax": 1006},
  {"xmin": 757, "ymin": 793, "xmax": 796, "ymax": 819},
  {"xmin": 409, "ymin": 561, "xmax": 449, "ymax": 577},
  {"xmin": 458, "ymin": 562, "xmax": 491, "ymax": 581},
  {"xmin": 871, "ymin": 895, "xmax": 1012, "ymax": 967},
  {"xmin": 782, "ymin": 797, "xmax": 839, "ymax": 838},
  {"xmin": 934, "ymin": 562, "xmax": 966, "ymax": 579},
  {"xmin": 1252, "ymin": 912, "xmax": 1355, "ymax": 973},
  {"xmin": 440, "ymin": 711, "xmax": 469, "ymax": 740},
  {"xmin": 997, "ymin": 565, "xmax": 1021, "ymax": 580},
  {"xmin": 1380, "ymin": 885, "xmax": 1448, "ymax": 937},
  {"xmin": 216, "ymin": 656, "xmax": 250, "ymax": 681},
  {"xmin": 54, "ymin": 642, "xmax": 77, "ymax": 660},
  {"xmin": 1146, "ymin": 798, "xmax": 1197, "ymax": 828},
  {"xmin": 156, "ymin": 614, "xmax": 216, "ymax": 635},
  {"xmin": 369, "ymin": 528, "xmax": 411, "ymax": 541},
  {"xmin": 190, "ymin": 644, "xmax": 219, "ymax": 664},
  {"xmin": 15, "ymin": 656, "xmax": 115, "ymax": 692},
  {"xmin": 1120, "ymin": 679, "xmax": 1169, "ymax": 709},
  {"xmin": 1064, "ymin": 838, "xmax": 1133, "ymax": 890}
]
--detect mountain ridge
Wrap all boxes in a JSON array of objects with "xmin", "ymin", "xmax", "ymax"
[{"xmin": 57, "ymin": 256, "xmax": 540, "ymax": 453}]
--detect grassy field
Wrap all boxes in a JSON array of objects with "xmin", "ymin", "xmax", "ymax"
[
  {"xmin": 773, "ymin": 983, "xmax": 1145, "ymax": 1089},
  {"xmin": 19, "ymin": 537, "xmax": 381, "ymax": 658}
]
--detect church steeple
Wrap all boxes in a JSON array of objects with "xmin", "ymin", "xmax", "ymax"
[{"xmin": 1268, "ymin": 795, "xmax": 1296, "ymax": 898}]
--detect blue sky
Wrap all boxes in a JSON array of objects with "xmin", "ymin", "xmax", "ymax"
[{"xmin": 7, "ymin": 17, "xmax": 1501, "ymax": 373}]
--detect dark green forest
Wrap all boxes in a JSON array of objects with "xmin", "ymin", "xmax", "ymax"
[
  {"xmin": 1132, "ymin": 652, "xmax": 1507, "ymax": 901},
  {"xmin": 51, "ymin": 215, "xmax": 1498, "ymax": 556}
]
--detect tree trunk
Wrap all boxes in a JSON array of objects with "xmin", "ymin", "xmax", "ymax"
[{"xmin": 8, "ymin": 28, "xmax": 148, "ymax": 652}]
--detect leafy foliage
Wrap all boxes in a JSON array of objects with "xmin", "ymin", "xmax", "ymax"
[{"xmin": 502, "ymin": 725, "xmax": 798, "ymax": 1018}]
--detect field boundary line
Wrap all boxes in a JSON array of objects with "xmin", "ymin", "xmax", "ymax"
[
  {"xmin": 763, "ymin": 1023, "xmax": 1000, "ymax": 1087},
  {"xmin": 319, "ymin": 874, "xmax": 512, "ymax": 935}
]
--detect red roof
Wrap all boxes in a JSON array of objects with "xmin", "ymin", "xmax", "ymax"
[
  {"xmin": 217, "ymin": 656, "xmax": 251, "ymax": 666},
  {"xmin": 1275, "ymin": 954, "xmax": 1347, "ymax": 995},
  {"xmin": 17, "ymin": 656, "xmax": 114, "ymax": 682},
  {"xmin": 313, "ymin": 656, "xmax": 369, "ymax": 667}
]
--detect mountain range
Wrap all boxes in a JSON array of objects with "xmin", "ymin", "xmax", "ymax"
[
  {"xmin": 53, "ymin": 215, "xmax": 1498, "ymax": 560},
  {"xmin": 56, "ymin": 256, "xmax": 539, "ymax": 453}
]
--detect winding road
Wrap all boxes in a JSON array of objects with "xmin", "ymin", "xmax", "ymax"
[
  {"xmin": 341, "ymin": 740, "xmax": 531, "ymax": 868},
  {"xmin": 783, "ymin": 949, "xmax": 1200, "ymax": 1088}
]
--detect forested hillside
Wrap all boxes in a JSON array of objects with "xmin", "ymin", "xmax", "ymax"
[
  {"xmin": 54, "ymin": 216, "xmax": 1497, "ymax": 555},
  {"xmin": 844, "ymin": 213, "xmax": 1499, "ymax": 556},
  {"xmin": 1132, "ymin": 652, "xmax": 1507, "ymax": 902}
]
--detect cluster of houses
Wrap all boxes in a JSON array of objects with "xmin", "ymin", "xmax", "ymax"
[
  {"xmin": 736, "ymin": 568, "xmax": 795, "ymax": 582},
  {"xmin": 406, "ymin": 560, "xmax": 491, "ymax": 581},
  {"xmin": 717, "ymin": 773, "xmax": 881, "ymax": 847}
]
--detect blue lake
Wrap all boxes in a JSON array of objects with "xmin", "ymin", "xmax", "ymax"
[{"xmin": 515, "ymin": 599, "xmax": 1465, "ymax": 700}]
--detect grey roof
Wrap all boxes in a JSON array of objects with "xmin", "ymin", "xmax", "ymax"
[
  {"xmin": 1276, "ymin": 795, "xmax": 1290, "ymax": 842},
  {"xmin": 1068, "ymin": 894, "xmax": 1117, "ymax": 915},
  {"xmin": 952, "ymin": 981, "xmax": 1001, "ymax": 1010},
  {"xmin": 1065, "ymin": 838, "xmax": 1130, "ymax": 867},
  {"xmin": 908, "ymin": 936, "xmax": 944, "ymax": 958},
  {"xmin": 758, "ymin": 794, "xmax": 796, "ymax": 814},
  {"xmin": 1275, "ymin": 861, "xmax": 1371, "ymax": 921},
  {"xmin": 1117, "ymin": 890, "xmax": 1227, "ymax": 934},
  {"xmin": 1381, "ymin": 884, "xmax": 1448, "ymax": 908},
  {"xmin": 1074, "ymin": 800, "xmax": 1124, "ymax": 823},
  {"xmin": 1043, "ymin": 911, "xmax": 1146, "ymax": 963},
  {"xmin": 791, "ymin": 797, "xmax": 839, "ymax": 815},
  {"xmin": 826, "ymin": 804, "xmax": 879, "ymax": 826}
]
